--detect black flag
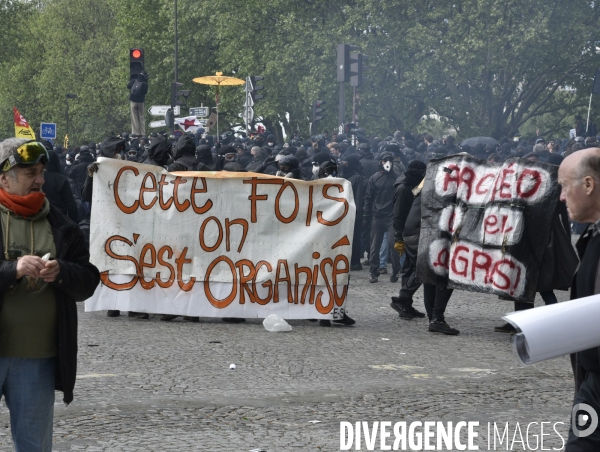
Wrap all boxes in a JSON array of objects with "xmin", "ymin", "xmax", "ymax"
[{"xmin": 592, "ymin": 69, "xmax": 600, "ymax": 94}]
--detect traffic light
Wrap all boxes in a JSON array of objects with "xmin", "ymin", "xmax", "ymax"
[
  {"xmin": 171, "ymin": 81, "xmax": 190, "ymax": 107},
  {"xmin": 312, "ymin": 100, "xmax": 326, "ymax": 122},
  {"xmin": 248, "ymin": 76, "xmax": 265, "ymax": 103},
  {"xmin": 165, "ymin": 108, "xmax": 175, "ymax": 130},
  {"xmin": 311, "ymin": 100, "xmax": 326, "ymax": 135},
  {"xmin": 130, "ymin": 48, "xmax": 144, "ymax": 78},
  {"xmin": 337, "ymin": 44, "xmax": 359, "ymax": 82},
  {"xmin": 350, "ymin": 53, "xmax": 369, "ymax": 87}
]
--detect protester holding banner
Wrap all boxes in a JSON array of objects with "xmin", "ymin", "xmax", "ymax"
[{"xmin": 0, "ymin": 138, "xmax": 100, "ymax": 451}]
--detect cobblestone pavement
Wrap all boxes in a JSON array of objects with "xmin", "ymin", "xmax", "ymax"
[{"xmin": 0, "ymin": 266, "xmax": 575, "ymax": 451}]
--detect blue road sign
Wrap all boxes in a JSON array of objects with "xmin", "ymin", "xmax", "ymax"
[{"xmin": 40, "ymin": 123, "xmax": 56, "ymax": 140}]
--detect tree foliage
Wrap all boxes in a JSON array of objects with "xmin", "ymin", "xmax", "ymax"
[{"xmin": 0, "ymin": 0, "xmax": 599, "ymax": 143}]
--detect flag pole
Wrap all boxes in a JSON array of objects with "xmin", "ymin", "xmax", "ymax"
[{"xmin": 586, "ymin": 93, "xmax": 593, "ymax": 135}]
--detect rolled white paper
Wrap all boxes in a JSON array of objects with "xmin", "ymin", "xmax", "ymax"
[{"xmin": 503, "ymin": 293, "xmax": 600, "ymax": 365}]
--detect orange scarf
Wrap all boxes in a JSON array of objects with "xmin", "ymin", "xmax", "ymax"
[{"xmin": 0, "ymin": 190, "xmax": 45, "ymax": 217}]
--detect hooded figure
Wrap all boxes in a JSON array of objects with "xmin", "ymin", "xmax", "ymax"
[
  {"xmin": 196, "ymin": 144, "xmax": 215, "ymax": 170},
  {"xmin": 276, "ymin": 155, "xmax": 303, "ymax": 179},
  {"xmin": 98, "ymin": 136, "xmax": 126, "ymax": 159},
  {"xmin": 42, "ymin": 150, "xmax": 79, "ymax": 222},
  {"xmin": 168, "ymin": 135, "xmax": 200, "ymax": 171},
  {"xmin": 69, "ymin": 148, "xmax": 96, "ymax": 194},
  {"xmin": 246, "ymin": 147, "xmax": 277, "ymax": 174},
  {"xmin": 145, "ymin": 135, "xmax": 172, "ymax": 168},
  {"xmin": 341, "ymin": 154, "xmax": 367, "ymax": 269},
  {"xmin": 308, "ymin": 151, "xmax": 332, "ymax": 180}
]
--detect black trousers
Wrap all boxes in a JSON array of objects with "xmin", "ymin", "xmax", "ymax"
[
  {"xmin": 351, "ymin": 216, "xmax": 363, "ymax": 266},
  {"xmin": 566, "ymin": 371, "xmax": 600, "ymax": 451},
  {"xmin": 369, "ymin": 216, "xmax": 400, "ymax": 277},
  {"xmin": 397, "ymin": 242, "xmax": 421, "ymax": 304},
  {"xmin": 423, "ymin": 284, "xmax": 453, "ymax": 321}
]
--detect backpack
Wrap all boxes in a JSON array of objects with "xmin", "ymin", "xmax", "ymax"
[{"xmin": 131, "ymin": 80, "xmax": 143, "ymax": 97}]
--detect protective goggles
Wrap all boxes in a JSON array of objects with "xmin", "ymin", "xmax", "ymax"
[{"xmin": 1, "ymin": 141, "xmax": 49, "ymax": 173}]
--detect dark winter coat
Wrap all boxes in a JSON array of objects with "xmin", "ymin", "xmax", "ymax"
[
  {"xmin": 359, "ymin": 151, "xmax": 380, "ymax": 180},
  {"xmin": 363, "ymin": 169, "xmax": 398, "ymax": 219},
  {"xmin": 392, "ymin": 172, "xmax": 423, "ymax": 242},
  {"xmin": 0, "ymin": 205, "xmax": 100, "ymax": 404},
  {"xmin": 69, "ymin": 151, "xmax": 96, "ymax": 194},
  {"xmin": 402, "ymin": 189, "xmax": 422, "ymax": 247},
  {"xmin": 145, "ymin": 136, "xmax": 172, "ymax": 168},
  {"xmin": 237, "ymin": 151, "xmax": 252, "ymax": 168},
  {"xmin": 43, "ymin": 151, "xmax": 79, "ymax": 222},
  {"xmin": 168, "ymin": 135, "xmax": 200, "ymax": 171},
  {"xmin": 127, "ymin": 77, "xmax": 148, "ymax": 103}
]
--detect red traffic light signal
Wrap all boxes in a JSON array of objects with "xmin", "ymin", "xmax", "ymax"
[{"xmin": 130, "ymin": 48, "xmax": 145, "ymax": 78}]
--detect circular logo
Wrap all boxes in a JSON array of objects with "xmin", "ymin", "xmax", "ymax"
[{"xmin": 572, "ymin": 403, "xmax": 598, "ymax": 438}]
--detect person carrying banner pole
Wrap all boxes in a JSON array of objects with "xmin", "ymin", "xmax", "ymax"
[{"xmin": 390, "ymin": 160, "xmax": 427, "ymax": 319}]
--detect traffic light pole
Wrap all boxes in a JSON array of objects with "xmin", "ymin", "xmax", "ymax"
[
  {"xmin": 338, "ymin": 82, "xmax": 345, "ymax": 136},
  {"xmin": 352, "ymin": 86, "xmax": 358, "ymax": 127}
]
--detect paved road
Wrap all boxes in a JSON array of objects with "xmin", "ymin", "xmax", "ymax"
[{"xmin": 0, "ymin": 266, "xmax": 574, "ymax": 451}]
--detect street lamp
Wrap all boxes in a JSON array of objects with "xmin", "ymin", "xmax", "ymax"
[{"xmin": 66, "ymin": 93, "xmax": 77, "ymax": 137}]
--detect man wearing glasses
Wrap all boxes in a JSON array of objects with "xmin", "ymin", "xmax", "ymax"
[{"xmin": 0, "ymin": 139, "xmax": 100, "ymax": 451}]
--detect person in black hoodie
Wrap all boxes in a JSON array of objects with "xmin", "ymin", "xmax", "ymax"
[
  {"xmin": 196, "ymin": 144, "xmax": 215, "ymax": 170},
  {"xmin": 42, "ymin": 151, "xmax": 79, "ymax": 222},
  {"xmin": 168, "ymin": 135, "xmax": 201, "ymax": 172},
  {"xmin": 69, "ymin": 147, "xmax": 95, "ymax": 195},
  {"xmin": 389, "ymin": 160, "xmax": 427, "ymax": 319},
  {"xmin": 144, "ymin": 135, "xmax": 172, "ymax": 168},
  {"xmin": 363, "ymin": 152, "xmax": 400, "ymax": 283},
  {"xmin": 340, "ymin": 154, "xmax": 367, "ymax": 270},
  {"xmin": 399, "ymin": 184, "xmax": 459, "ymax": 335}
]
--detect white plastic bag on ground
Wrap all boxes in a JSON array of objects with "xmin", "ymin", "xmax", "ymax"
[{"xmin": 262, "ymin": 314, "xmax": 292, "ymax": 332}]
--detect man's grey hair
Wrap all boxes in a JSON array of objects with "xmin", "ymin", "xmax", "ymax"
[{"xmin": 0, "ymin": 138, "xmax": 28, "ymax": 178}]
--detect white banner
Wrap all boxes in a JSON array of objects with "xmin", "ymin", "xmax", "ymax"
[{"xmin": 85, "ymin": 159, "xmax": 356, "ymax": 319}]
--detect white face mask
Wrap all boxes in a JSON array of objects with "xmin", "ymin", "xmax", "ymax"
[
  {"xmin": 312, "ymin": 165, "xmax": 320, "ymax": 176},
  {"xmin": 383, "ymin": 161, "xmax": 392, "ymax": 172},
  {"xmin": 268, "ymin": 142, "xmax": 274, "ymax": 147}
]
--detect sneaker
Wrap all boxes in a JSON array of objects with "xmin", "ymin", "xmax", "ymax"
[
  {"xmin": 333, "ymin": 313, "xmax": 356, "ymax": 326},
  {"xmin": 319, "ymin": 320, "xmax": 331, "ymax": 327},
  {"xmin": 429, "ymin": 319, "xmax": 460, "ymax": 335},
  {"xmin": 183, "ymin": 316, "xmax": 200, "ymax": 322},
  {"xmin": 222, "ymin": 318, "xmax": 246, "ymax": 323},
  {"xmin": 350, "ymin": 263, "xmax": 363, "ymax": 271},
  {"xmin": 390, "ymin": 273, "xmax": 399, "ymax": 283},
  {"xmin": 160, "ymin": 314, "xmax": 179, "ymax": 321},
  {"xmin": 494, "ymin": 323, "xmax": 517, "ymax": 334},
  {"xmin": 369, "ymin": 275, "xmax": 378, "ymax": 283},
  {"xmin": 390, "ymin": 297, "xmax": 414, "ymax": 319},
  {"xmin": 378, "ymin": 267, "xmax": 388, "ymax": 274},
  {"xmin": 107, "ymin": 310, "xmax": 120, "ymax": 317},
  {"xmin": 408, "ymin": 306, "xmax": 426, "ymax": 318}
]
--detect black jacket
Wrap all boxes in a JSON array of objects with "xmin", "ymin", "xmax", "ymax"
[
  {"xmin": 344, "ymin": 172, "xmax": 367, "ymax": 218},
  {"xmin": 359, "ymin": 152, "xmax": 379, "ymax": 180},
  {"xmin": 127, "ymin": 77, "xmax": 148, "ymax": 103},
  {"xmin": 363, "ymin": 170, "xmax": 398, "ymax": 218},
  {"xmin": 43, "ymin": 152, "xmax": 79, "ymax": 222},
  {"xmin": 402, "ymin": 190, "xmax": 422, "ymax": 246},
  {"xmin": 168, "ymin": 135, "xmax": 199, "ymax": 171},
  {"xmin": 392, "ymin": 173, "xmax": 423, "ymax": 242},
  {"xmin": 69, "ymin": 152, "xmax": 96, "ymax": 194},
  {"xmin": 0, "ymin": 205, "xmax": 100, "ymax": 404}
]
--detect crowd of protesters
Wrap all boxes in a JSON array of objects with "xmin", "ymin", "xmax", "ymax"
[{"xmin": 0, "ymin": 121, "xmax": 599, "ymax": 450}]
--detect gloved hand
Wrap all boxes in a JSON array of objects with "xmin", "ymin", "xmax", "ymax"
[
  {"xmin": 394, "ymin": 241, "xmax": 405, "ymax": 256},
  {"xmin": 87, "ymin": 162, "xmax": 99, "ymax": 177},
  {"xmin": 264, "ymin": 155, "xmax": 276, "ymax": 165}
]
